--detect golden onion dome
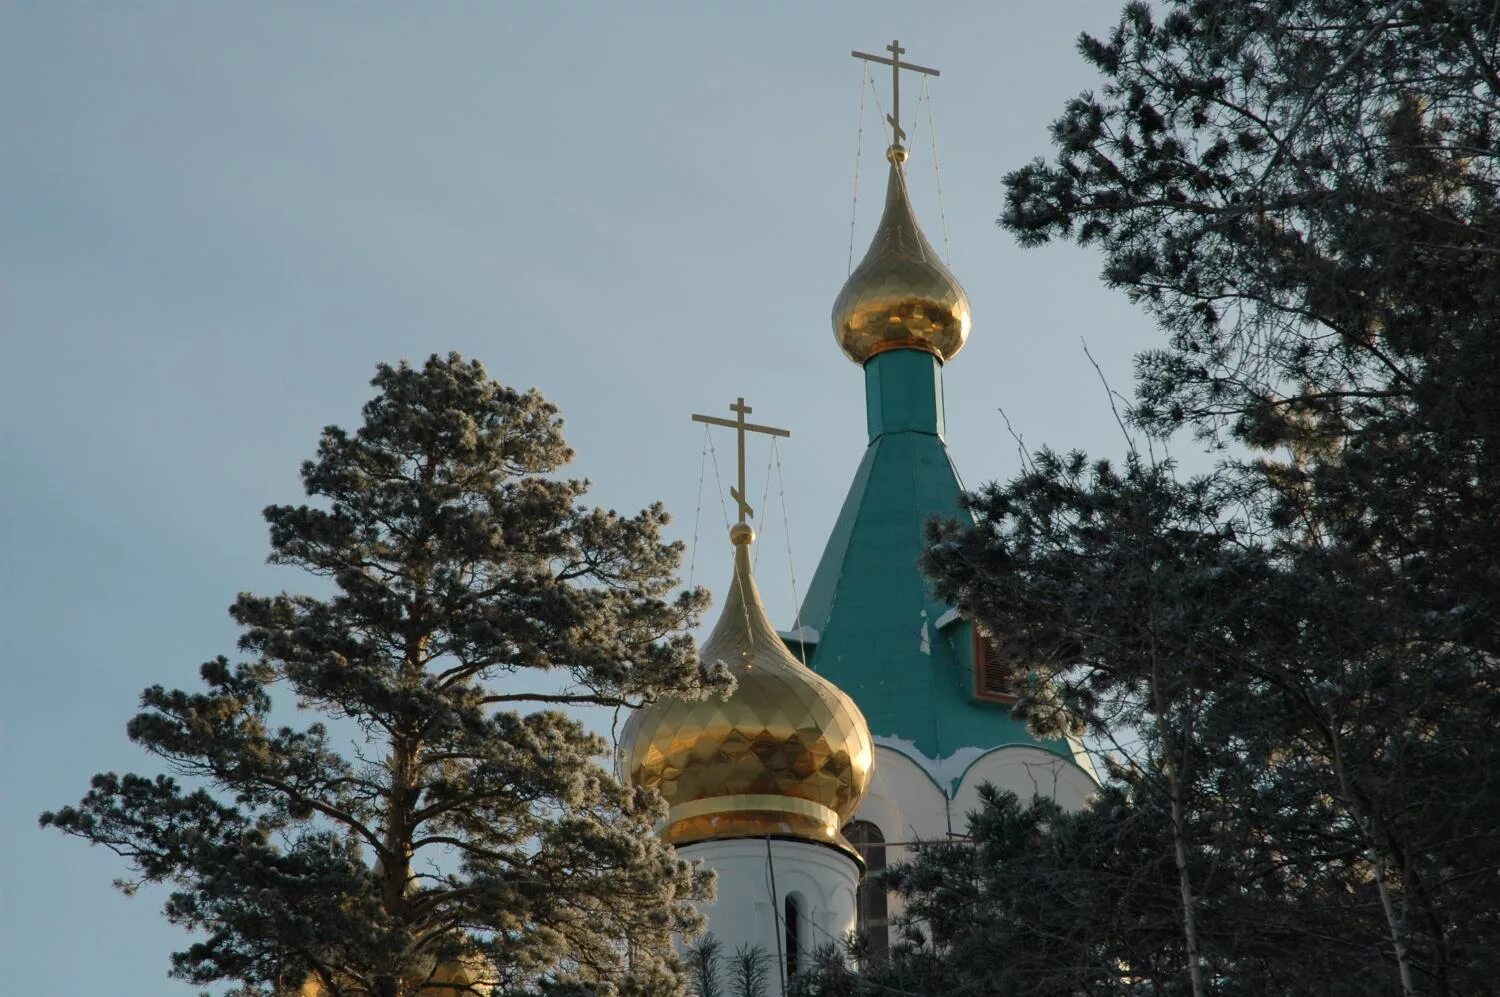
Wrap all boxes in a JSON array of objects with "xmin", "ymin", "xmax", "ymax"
[
  {"xmin": 621, "ymin": 524, "xmax": 874, "ymax": 857},
  {"xmin": 832, "ymin": 145, "xmax": 971, "ymax": 365},
  {"xmin": 299, "ymin": 952, "xmax": 493, "ymax": 996}
]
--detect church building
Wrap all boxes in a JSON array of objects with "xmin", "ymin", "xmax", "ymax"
[{"xmin": 621, "ymin": 42, "xmax": 1099, "ymax": 993}]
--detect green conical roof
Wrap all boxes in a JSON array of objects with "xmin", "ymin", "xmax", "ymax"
[{"xmin": 795, "ymin": 348, "xmax": 1092, "ymax": 793}]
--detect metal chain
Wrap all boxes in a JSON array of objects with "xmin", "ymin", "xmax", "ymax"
[
  {"xmin": 687, "ymin": 423, "xmax": 711, "ymax": 592},
  {"xmin": 906, "ymin": 74, "xmax": 926, "ymax": 152},
  {"xmin": 705, "ymin": 426, "xmax": 753, "ymax": 640},
  {"xmin": 772, "ymin": 438, "xmax": 809, "ymax": 667},
  {"xmin": 925, "ymin": 84, "xmax": 953, "ymax": 264},
  {"xmin": 754, "ymin": 439, "xmax": 775, "ymax": 571},
  {"xmin": 848, "ymin": 65, "xmax": 870, "ymax": 275},
  {"xmin": 705, "ymin": 429, "xmax": 732, "ymax": 534}
]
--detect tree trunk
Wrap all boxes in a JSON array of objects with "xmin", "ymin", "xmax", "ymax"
[
  {"xmin": 1328, "ymin": 726, "xmax": 1416, "ymax": 997},
  {"xmin": 1147, "ymin": 622, "xmax": 1205, "ymax": 997},
  {"xmin": 1160, "ymin": 723, "xmax": 1206, "ymax": 997}
]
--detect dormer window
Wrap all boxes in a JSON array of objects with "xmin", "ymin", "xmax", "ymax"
[
  {"xmin": 972, "ymin": 628, "xmax": 1019, "ymax": 704},
  {"xmin": 935, "ymin": 610, "xmax": 1020, "ymax": 705}
]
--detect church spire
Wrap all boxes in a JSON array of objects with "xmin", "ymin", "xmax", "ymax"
[
  {"xmin": 802, "ymin": 43, "xmax": 1091, "ymax": 775},
  {"xmin": 834, "ymin": 42, "xmax": 970, "ymax": 366}
]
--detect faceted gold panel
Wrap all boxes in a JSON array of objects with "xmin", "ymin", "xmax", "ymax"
[
  {"xmin": 832, "ymin": 150, "xmax": 971, "ymax": 365},
  {"xmin": 621, "ymin": 531, "xmax": 874, "ymax": 852}
]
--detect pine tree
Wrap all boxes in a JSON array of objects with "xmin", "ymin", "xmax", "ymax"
[
  {"xmin": 42, "ymin": 354, "xmax": 725, "ymax": 997},
  {"xmin": 727, "ymin": 947, "xmax": 770, "ymax": 997},
  {"xmin": 919, "ymin": 453, "xmax": 1448, "ymax": 994},
  {"xmin": 685, "ymin": 935, "xmax": 724, "ymax": 997},
  {"xmin": 998, "ymin": 3, "xmax": 1500, "ymax": 991},
  {"xmin": 785, "ymin": 944, "xmax": 861, "ymax": 997}
]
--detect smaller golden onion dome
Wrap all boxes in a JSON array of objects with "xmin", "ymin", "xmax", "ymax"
[
  {"xmin": 299, "ymin": 952, "xmax": 493, "ymax": 996},
  {"xmin": 621, "ymin": 525, "xmax": 874, "ymax": 858},
  {"xmin": 832, "ymin": 145, "xmax": 971, "ymax": 365}
]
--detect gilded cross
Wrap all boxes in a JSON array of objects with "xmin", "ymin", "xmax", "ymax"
[
  {"xmin": 691, "ymin": 397, "xmax": 790, "ymax": 525},
  {"xmin": 851, "ymin": 39, "xmax": 939, "ymax": 147}
]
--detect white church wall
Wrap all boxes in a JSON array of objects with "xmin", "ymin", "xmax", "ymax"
[
  {"xmin": 858, "ymin": 743, "xmax": 1099, "ymax": 848},
  {"xmin": 845, "ymin": 743, "xmax": 1100, "ymax": 958},
  {"xmin": 848, "ymin": 745, "xmax": 951, "ymax": 936},
  {"xmin": 677, "ymin": 837, "xmax": 859, "ymax": 996},
  {"xmin": 856, "ymin": 744, "xmax": 951, "ymax": 848},
  {"xmin": 953, "ymin": 745, "xmax": 1099, "ymax": 817}
]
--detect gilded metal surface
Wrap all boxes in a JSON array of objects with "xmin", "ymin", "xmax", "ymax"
[
  {"xmin": 690, "ymin": 397, "xmax": 790, "ymax": 525},
  {"xmin": 832, "ymin": 150, "xmax": 971, "ymax": 365},
  {"xmin": 621, "ymin": 529, "xmax": 874, "ymax": 854},
  {"xmin": 668, "ymin": 793, "xmax": 839, "ymax": 828},
  {"xmin": 666, "ymin": 811, "xmax": 850, "ymax": 853},
  {"xmin": 850, "ymin": 39, "xmax": 940, "ymax": 148},
  {"xmin": 299, "ymin": 954, "xmax": 493, "ymax": 996}
]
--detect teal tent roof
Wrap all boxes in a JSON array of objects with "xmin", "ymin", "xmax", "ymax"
[{"xmin": 795, "ymin": 349, "xmax": 1087, "ymax": 789}]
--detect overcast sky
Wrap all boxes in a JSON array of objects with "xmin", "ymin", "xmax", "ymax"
[{"xmin": 0, "ymin": 3, "xmax": 1203, "ymax": 992}]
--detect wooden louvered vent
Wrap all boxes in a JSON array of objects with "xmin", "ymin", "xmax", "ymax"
[{"xmin": 972, "ymin": 628, "xmax": 1019, "ymax": 704}]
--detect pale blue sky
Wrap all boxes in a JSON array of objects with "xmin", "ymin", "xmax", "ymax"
[{"xmin": 1, "ymin": 3, "xmax": 1187, "ymax": 992}]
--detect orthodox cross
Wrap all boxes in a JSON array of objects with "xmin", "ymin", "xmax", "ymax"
[
  {"xmin": 851, "ymin": 39, "xmax": 939, "ymax": 147},
  {"xmin": 691, "ymin": 397, "xmax": 790, "ymax": 525}
]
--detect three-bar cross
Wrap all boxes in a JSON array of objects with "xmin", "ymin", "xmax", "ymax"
[
  {"xmin": 851, "ymin": 39, "xmax": 939, "ymax": 147},
  {"xmin": 691, "ymin": 397, "xmax": 790, "ymax": 525}
]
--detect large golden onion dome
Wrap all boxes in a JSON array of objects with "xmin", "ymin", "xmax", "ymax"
[
  {"xmin": 621, "ymin": 524, "xmax": 874, "ymax": 857},
  {"xmin": 832, "ymin": 145, "xmax": 971, "ymax": 365}
]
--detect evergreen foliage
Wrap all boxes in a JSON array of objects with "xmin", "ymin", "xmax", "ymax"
[
  {"xmin": 727, "ymin": 946, "xmax": 770, "ymax": 997},
  {"xmin": 42, "ymin": 354, "xmax": 726, "ymax": 997},
  {"xmin": 685, "ymin": 935, "xmax": 723, "ymax": 997},
  {"xmin": 836, "ymin": 2, "xmax": 1500, "ymax": 996},
  {"xmin": 784, "ymin": 944, "xmax": 861, "ymax": 997}
]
